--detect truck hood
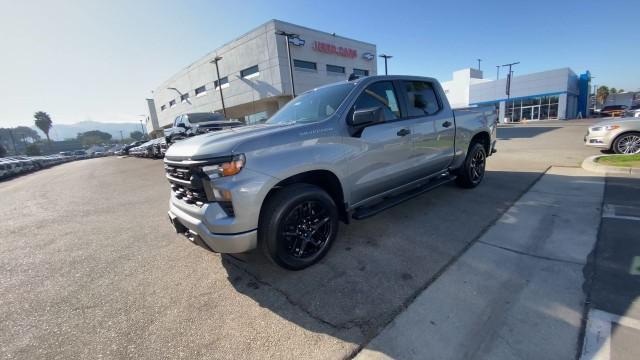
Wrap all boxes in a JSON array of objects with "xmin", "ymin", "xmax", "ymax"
[{"xmin": 165, "ymin": 123, "xmax": 297, "ymax": 160}]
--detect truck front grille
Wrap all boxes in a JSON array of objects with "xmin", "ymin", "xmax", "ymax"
[
  {"xmin": 164, "ymin": 162, "xmax": 208, "ymax": 207},
  {"xmin": 170, "ymin": 183, "xmax": 208, "ymax": 206}
]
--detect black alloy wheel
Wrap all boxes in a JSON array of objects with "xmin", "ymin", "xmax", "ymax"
[
  {"xmin": 280, "ymin": 200, "xmax": 332, "ymax": 259},
  {"xmin": 455, "ymin": 142, "xmax": 487, "ymax": 188},
  {"xmin": 260, "ymin": 184, "xmax": 339, "ymax": 270}
]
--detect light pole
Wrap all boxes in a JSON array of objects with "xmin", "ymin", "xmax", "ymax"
[
  {"xmin": 379, "ymin": 54, "xmax": 393, "ymax": 75},
  {"xmin": 501, "ymin": 62, "xmax": 520, "ymax": 100},
  {"xmin": 136, "ymin": 115, "xmax": 147, "ymax": 139},
  {"xmin": 276, "ymin": 31, "xmax": 299, "ymax": 98},
  {"xmin": 477, "ymin": 58, "xmax": 482, "ymax": 71},
  {"xmin": 496, "ymin": 65, "xmax": 500, "ymax": 80},
  {"xmin": 501, "ymin": 62, "xmax": 519, "ymax": 122},
  {"xmin": 209, "ymin": 56, "xmax": 227, "ymax": 118}
]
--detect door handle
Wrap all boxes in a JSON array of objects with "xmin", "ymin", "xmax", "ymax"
[
  {"xmin": 397, "ymin": 128, "xmax": 411, "ymax": 137},
  {"xmin": 442, "ymin": 121, "xmax": 452, "ymax": 128}
]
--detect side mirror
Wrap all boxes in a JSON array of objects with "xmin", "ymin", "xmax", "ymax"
[{"xmin": 349, "ymin": 106, "xmax": 385, "ymax": 127}]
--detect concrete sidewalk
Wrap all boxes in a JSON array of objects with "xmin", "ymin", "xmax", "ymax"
[{"xmin": 356, "ymin": 167, "xmax": 605, "ymax": 360}]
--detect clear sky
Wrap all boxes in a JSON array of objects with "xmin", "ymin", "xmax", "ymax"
[{"xmin": 1, "ymin": 0, "xmax": 639, "ymax": 127}]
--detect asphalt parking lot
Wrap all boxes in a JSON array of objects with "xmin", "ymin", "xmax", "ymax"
[{"xmin": 0, "ymin": 120, "xmax": 603, "ymax": 359}]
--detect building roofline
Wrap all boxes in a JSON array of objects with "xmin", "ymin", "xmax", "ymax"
[
  {"xmin": 271, "ymin": 19, "xmax": 377, "ymax": 47},
  {"xmin": 154, "ymin": 19, "xmax": 376, "ymax": 92}
]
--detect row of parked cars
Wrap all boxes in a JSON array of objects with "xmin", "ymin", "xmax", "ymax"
[
  {"xmin": 120, "ymin": 138, "xmax": 168, "ymax": 159},
  {"xmin": 0, "ymin": 154, "xmax": 76, "ymax": 180},
  {"xmin": 123, "ymin": 112, "xmax": 243, "ymax": 160}
]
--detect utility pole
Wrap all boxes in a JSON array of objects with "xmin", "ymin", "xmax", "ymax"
[
  {"xmin": 496, "ymin": 65, "xmax": 500, "ymax": 80},
  {"xmin": 477, "ymin": 58, "xmax": 482, "ymax": 71},
  {"xmin": 119, "ymin": 130, "xmax": 124, "ymax": 143},
  {"xmin": 379, "ymin": 54, "xmax": 393, "ymax": 75},
  {"xmin": 209, "ymin": 56, "xmax": 227, "ymax": 118},
  {"xmin": 276, "ymin": 31, "xmax": 299, "ymax": 98}
]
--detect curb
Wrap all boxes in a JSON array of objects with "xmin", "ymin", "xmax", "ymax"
[{"xmin": 581, "ymin": 155, "xmax": 640, "ymax": 176}]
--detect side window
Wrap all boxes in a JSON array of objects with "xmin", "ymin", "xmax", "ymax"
[
  {"xmin": 174, "ymin": 116, "xmax": 181, "ymax": 127},
  {"xmin": 352, "ymin": 81, "xmax": 400, "ymax": 121},
  {"xmin": 403, "ymin": 81, "xmax": 441, "ymax": 117}
]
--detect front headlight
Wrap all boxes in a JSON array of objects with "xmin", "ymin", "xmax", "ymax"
[
  {"xmin": 604, "ymin": 125, "xmax": 620, "ymax": 131},
  {"xmin": 200, "ymin": 154, "xmax": 245, "ymax": 179}
]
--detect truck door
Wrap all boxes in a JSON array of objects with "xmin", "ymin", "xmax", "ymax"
[
  {"xmin": 400, "ymin": 80, "xmax": 455, "ymax": 175},
  {"xmin": 344, "ymin": 81, "xmax": 422, "ymax": 205}
]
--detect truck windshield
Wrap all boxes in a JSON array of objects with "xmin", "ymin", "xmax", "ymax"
[{"xmin": 267, "ymin": 83, "xmax": 355, "ymax": 125}]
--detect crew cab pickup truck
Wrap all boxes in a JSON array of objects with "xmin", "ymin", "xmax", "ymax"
[
  {"xmin": 164, "ymin": 112, "xmax": 243, "ymax": 144},
  {"xmin": 165, "ymin": 75, "xmax": 497, "ymax": 270}
]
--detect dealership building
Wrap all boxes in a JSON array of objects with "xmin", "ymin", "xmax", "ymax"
[
  {"xmin": 442, "ymin": 67, "xmax": 591, "ymax": 122},
  {"xmin": 145, "ymin": 19, "xmax": 377, "ymax": 136}
]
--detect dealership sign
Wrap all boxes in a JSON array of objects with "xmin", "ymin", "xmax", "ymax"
[{"xmin": 312, "ymin": 41, "xmax": 357, "ymax": 58}]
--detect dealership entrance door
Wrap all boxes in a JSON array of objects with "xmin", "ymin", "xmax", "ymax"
[{"xmin": 521, "ymin": 105, "xmax": 540, "ymax": 121}]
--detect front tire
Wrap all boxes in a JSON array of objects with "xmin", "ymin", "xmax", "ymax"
[
  {"xmin": 612, "ymin": 132, "xmax": 640, "ymax": 154},
  {"xmin": 455, "ymin": 142, "xmax": 487, "ymax": 188},
  {"xmin": 259, "ymin": 184, "xmax": 339, "ymax": 270}
]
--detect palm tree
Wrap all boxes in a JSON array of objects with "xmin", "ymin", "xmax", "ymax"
[
  {"xmin": 596, "ymin": 86, "xmax": 609, "ymax": 106},
  {"xmin": 34, "ymin": 111, "xmax": 53, "ymax": 144}
]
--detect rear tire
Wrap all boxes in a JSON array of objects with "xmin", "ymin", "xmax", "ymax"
[
  {"xmin": 455, "ymin": 142, "xmax": 487, "ymax": 188},
  {"xmin": 259, "ymin": 184, "xmax": 339, "ymax": 270}
]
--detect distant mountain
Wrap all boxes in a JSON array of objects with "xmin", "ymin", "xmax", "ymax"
[{"xmin": 31, "ymin": 121, "xmax": 143, "ymax": 141}]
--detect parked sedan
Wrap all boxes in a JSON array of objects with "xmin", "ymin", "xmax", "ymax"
[{"xmin": 585, "ymin": 117, "xmax": 640, "ymax": 154}]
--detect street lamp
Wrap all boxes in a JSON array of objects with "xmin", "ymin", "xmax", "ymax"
[
  {"xmin": 501, "ymin": 62, "xmax": 520, "ymax": 123},
  {"xmin": 477, "ymin": 58, "xmax": 482, "ymax": 71},
  {"xmin": 276, "ymin": 31, "xmax": 299, "ymax": 98},
  {"xmin": 379, "ymin": 54, "xmax": 393, "ymax": 75},
  {"xmin": 136, "ymin": 114, "xmax": 147, "ymax": 139},
  {"xmin": 501, "ymin": 62, "xmax": 520, "ymax": 99},
  {"xmin": 209, "ymin": 56, "xmax": 227, "ymax": 118}
]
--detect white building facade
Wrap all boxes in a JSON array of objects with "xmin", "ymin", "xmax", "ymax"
[
  {"xmin": 148, "ymin": 19, "xmax": 377, "ymax": 136},
  {"xmin": 442, "ymin": 67, "xmax": 589, "ymax": 122}
]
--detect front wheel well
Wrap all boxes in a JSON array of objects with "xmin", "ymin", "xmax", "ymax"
[{"xmin": 262, "ymin": 170, "xmax": 348, "ymax": 223}]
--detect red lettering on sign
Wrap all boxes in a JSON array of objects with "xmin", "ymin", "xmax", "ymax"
[{"xmin": 312, "ymin": 41, "xmax": 357, "ymax": 58}]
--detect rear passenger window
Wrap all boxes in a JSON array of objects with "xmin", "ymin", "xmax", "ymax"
[
  {"xmin": 352, "ymin": 81, "xmax": 400, "ymax": 121},
  {"xmin": 403, "ymin": 81, "xmax": 441, "ymax": 117}
]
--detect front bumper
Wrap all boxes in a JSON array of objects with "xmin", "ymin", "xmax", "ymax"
[
  {"xmin": 166, "ymin": 167, "xmax": 277, "ymax": 253},
  {"xmin": 168, "ymin": 204, "xmax": 257, "ymax": 253},
  {"xmin": 584, "ymin": 130, "xmax": 616, "ymax": 149}
]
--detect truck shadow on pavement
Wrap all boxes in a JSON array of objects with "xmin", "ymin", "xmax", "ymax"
[
  {"xmin": 217, "ymin": 169, "xmax": 584, "ymax": 350},
  {"xmin": 498, "ymin": 126, "xmax": 559, "ymax": 140}
]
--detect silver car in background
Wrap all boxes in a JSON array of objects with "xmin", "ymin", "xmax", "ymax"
[{"xmin": 585, "ymin": 117, "xmax": 640, "ymax": 154}]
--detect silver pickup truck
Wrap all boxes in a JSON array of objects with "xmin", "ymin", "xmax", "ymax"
[{"xmin": 165, "ymin": 75, "xmax": 497, "ymax": 270}]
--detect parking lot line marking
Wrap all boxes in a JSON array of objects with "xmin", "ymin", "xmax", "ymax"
[
  {"xmin": 581, "ymin": 309, "xmax": 640, "ymax": 360},
  {"xmin": 630, "ymin": 256, "xmax": 640, "ymax": 276},
  {"xmin": 602, "ymin": 204, "xmax": 640, "ymax": 221}
]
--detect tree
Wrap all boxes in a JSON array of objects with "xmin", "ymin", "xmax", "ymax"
[
  {"xmin": 596, "ymin": 86, "xmax": 609, "ymax": 105},
  {"xmin": 34, "ymin": 111, "xmax": 53, "ymax": 143},
  {"xmin": 77, "ymin": 130, "xmax": 112, "ymax": 146},
  {"xmin": 25, "ymin": 144, "xmax": 41, "ymax": 156},
  {"xmin": 13, "ymin": 126, "xmax": 41, "ymax": 143},
  {"xmin": 610, "ymin": 87, "xmax": 617, "ymax": 94},
  {"xmin": 618, "ymin": 89, "xmax": 624, "ymax": 93},
  {"xmin": 0, "ymin": 143, "xmax": 6, "ymax": 157},
  {"xmin": 129, "ymin": 130, "xmax": 144, "ymax": 141}
]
